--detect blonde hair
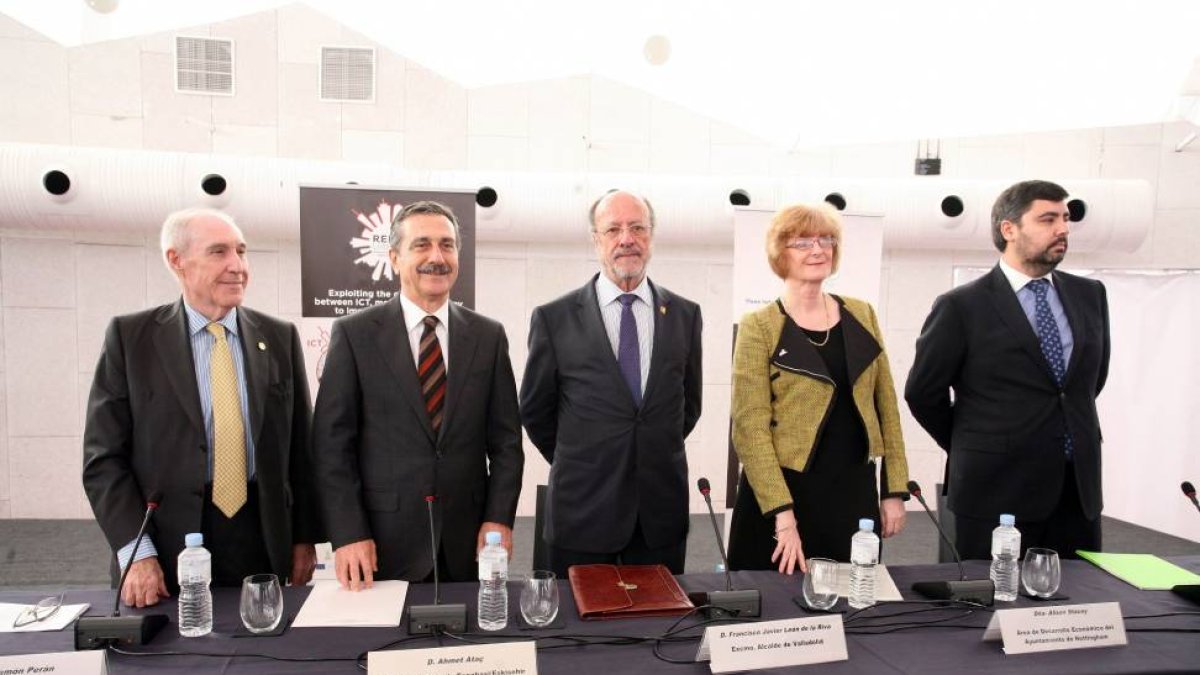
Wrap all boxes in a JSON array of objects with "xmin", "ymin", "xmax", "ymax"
[{"xmin": 765, "ymin": 203, "xmax": 843, "ymax": 279}]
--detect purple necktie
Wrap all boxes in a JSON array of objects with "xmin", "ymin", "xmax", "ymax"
[{"xmin": 617, "ymin": 294, "xmax": 642, "ymax": 407}]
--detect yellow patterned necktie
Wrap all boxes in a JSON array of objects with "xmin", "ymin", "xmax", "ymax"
[{"xmin": 207, "ymin": 322, "xmax": 247, "ymax": 518}]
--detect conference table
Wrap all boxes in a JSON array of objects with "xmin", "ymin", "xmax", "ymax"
[{"xmin": 2, "ymin": 558, "xmax": 1197, "ymax": 674}]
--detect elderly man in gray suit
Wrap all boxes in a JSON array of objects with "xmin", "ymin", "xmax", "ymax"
[{"xmin": 83, "ymin": 208, "xmax": 322, "ymax": 607}]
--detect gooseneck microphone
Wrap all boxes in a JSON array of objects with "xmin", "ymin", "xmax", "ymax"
[
  {"xmin": 407, "ymin": 495, "xmax": 467, "ymax": 634},
  {"xmin": 75, "ymin": 492, "xmax": 169, "ymax": 649},
  {"xmin": 696, "ymin": 478, "xmax": 760, "ymax": 618},
  {"xmin": 1182, "ymin": 481, "xmax": 1199, "ymax": 514},
  {"xmin": 907, "ymin": 481, "xmax": 995, "ymax": 606},
  {"xmin": 1171, "ymin": 481, "xmax": 1200, "ymax": 606},
  {"xmin": 112, "ymin": 492, "xmax": 163, "ymax": 617}
]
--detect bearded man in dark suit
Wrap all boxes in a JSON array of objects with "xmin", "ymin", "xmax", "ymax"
[{"xmin": 906, "ymin": 180, "xmax": 1111, "ymax": 559}]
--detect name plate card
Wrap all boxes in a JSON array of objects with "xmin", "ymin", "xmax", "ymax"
[
  {"xmin": 368, "ymin": 641, "xmax": 537, "ymax": 675},
  {"xmin": 0, "ymin": 650, "xmax": 106, "ymax": 674},
  {"xmin": 983, "ymin": 602, "xmax": 1127, "ymax": 655},
  {"xmin": 702, "ymin": 616, "xmax": 848, "ymax": 673}
]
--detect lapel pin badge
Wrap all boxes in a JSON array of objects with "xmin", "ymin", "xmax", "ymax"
[
  {"xmin": 257, "ymin": 341, "xmax": 267, "ymax": 351},
  {"xmin": 659, "ymin": 305, "xmax": 667, "ymax": 315}
]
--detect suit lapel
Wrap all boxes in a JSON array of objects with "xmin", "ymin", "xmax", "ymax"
[
  {"xmin": 834, "ymin": 297, "xmax": 882, "ymax": 384},
  {"xmin": 770, "ymin": 301, "xmax": 832, "ymax": 383},
  {"xmin": 153, "ymin": 300, "xmax": 204, "ymax": 433},
  {"xmin": 577, "ymin": 277, "xmax": 638, "ymax": 410},
  {"xmin": 641, "ymin": 281, "xmax": 672, "ymax": 405},
  {"xmin": 236, "ymin": 308, "xmax": 268, "ymax": 450},
  {"xmin": 985, "ymin": 265, "xmax": 1057, "ymax": 384},
  {"xmin": 439, "ymin": 303, "xmax": 479, "ymax": 445},
  {"xmin": 374, "ymin": 297, "xmax": 436, "ymax": 444},
  {"xmin": 1052, "ymin": 271, "xmax": 1085, "ymax": 381}
]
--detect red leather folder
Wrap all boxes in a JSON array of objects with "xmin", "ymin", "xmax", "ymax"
[{"xmin": 568, "ymin": 564, "xmax": 695, "ymax": 620}]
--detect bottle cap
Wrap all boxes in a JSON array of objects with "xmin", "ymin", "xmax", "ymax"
[
  {"xmin": 858, "ymin": 518, "xmax": 874, "ymax": 531},
  {"xmin": 485, "ymin": 531, "xmax": 502, "ymax": 545},
  {"xmin": 999, "ymin": 514, "xmax": 1016, "ymax": 526},
  {"xmin": 185, "ymin": 532, "xmax": 204, "ymax": 547}
]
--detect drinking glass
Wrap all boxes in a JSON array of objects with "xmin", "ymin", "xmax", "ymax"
[
  {"xmin": 519, "ymin": 570, "xmax": 559, "ymax": 627},
  {"xmin": 1021, "ymin": 548, "xmax": 1062, "ymax": 598},
  {"xmin": 801, "ymin": 558, "xmax": 839, "ymax": 610},
  {"xmin": 240, "ymin": 573, "xmax": 284, "ymax": 633}
]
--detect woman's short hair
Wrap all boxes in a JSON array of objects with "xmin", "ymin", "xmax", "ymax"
[{"xmin": 765, "ymin": 203, "xmax": 843, "ymax": 279}]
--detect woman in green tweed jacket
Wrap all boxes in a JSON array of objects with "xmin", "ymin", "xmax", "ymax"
[{"xmin": 727, "ymin": 204, "xmax": 910, "ymax": 574}]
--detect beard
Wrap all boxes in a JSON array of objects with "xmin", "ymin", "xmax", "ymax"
[{"xmin": 1024, "ymin": 238, "xmax": 1067, "ymax": 276}]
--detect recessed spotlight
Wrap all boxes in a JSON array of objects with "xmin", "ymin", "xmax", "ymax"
[
  {"xmin": 85, "ymin": 0, "xmax": 120, "ymax": 14},
  {"xmin": 643, "ymin": 35, "xmax": 671, "ymax": 66}
]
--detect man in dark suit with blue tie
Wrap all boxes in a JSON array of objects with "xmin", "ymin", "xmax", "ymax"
[
  {"xmin": 905, "ymin": 180, "xmax": 1111, "ymax": 559},
  {"xmin": 521, "ymin": 190, "xmax": 703, "ymax": 576}
]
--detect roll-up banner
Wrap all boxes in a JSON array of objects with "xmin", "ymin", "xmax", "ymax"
[{"xmin": 298, "ymin": 185, "xmax": 476, "ymax": 392}]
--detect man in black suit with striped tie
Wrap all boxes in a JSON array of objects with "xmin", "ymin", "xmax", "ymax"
[{"xmin": 312, "ymin": 201, "xmax": 524, "ymax": 589}]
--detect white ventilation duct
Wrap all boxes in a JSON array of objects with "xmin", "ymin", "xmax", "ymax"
[{"xmin": 0, "ymin": 144, "xmax": 1152, "ymax": 252}]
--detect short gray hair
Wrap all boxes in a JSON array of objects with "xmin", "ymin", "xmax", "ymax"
[
  {"xmin": 160, "ymin": 208, "xmax": 242, "ymax": 272},
  {"xmin": 389, "ymin": 201, "xmax": 461, "ymax": 251},
  {"xmin": 588, "ymin": 189, "xmax": 656, "ymax": 232}
]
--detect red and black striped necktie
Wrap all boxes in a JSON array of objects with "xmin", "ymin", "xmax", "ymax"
[{"xmin": 417, "ymin": 315, "xmax": 446, "ymax": 433}]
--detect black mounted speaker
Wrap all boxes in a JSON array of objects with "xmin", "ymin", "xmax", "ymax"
[{"xmin": 476, "ymin": 186, "xmax": 498, "ymax": 208}]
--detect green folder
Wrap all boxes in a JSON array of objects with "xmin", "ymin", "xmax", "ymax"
[{"xmin": 1077, "ymin": 551, "xmax": 1200, "ymax": 590}]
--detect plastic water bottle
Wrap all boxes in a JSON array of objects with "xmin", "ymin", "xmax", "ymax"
[
  {"xmin": 477, "ymin": 531, "xmax": 508, "ymax": 631},
  {"xmin": 177, "ymin": 532, "xmax": 213, "ymax": 637},
  {"xmin": 990, "ymin": 514, "xmax": 1021, "ymax": 602},
  {"xmin": 848, "ymin": 518, "xmax": 880, "ymax": 609}
]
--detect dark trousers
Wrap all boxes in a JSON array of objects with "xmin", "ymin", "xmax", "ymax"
[
  {"xmin": 548, "ymin": 520, "xmax": 686, "ymax": 578},
  {"xmin": 954, "ymin": 462, "xmax": 1101, "ymax": 560},
  {"xmin": 420, "ymin": 545, "xmax": 457, "ymax": 584},
  {"xmin": 202, "ymin": 482, "xmax": 273, "ymax": 587}
]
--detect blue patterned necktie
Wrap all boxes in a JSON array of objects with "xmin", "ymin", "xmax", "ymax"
[
  {"xmin": 1028, "ymin": 278, "xmax": 1073, "ymax": 457},
  {"xmin": 617, "ymin": 294, "xmax": 642, "ymax": 407}
]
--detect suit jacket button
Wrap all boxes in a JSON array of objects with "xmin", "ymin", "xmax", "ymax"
[{"xmin": 770, "ymin": 420, "xmax": 778, "ymax": 428}]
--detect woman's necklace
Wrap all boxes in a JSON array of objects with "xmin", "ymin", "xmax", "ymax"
[
  {"xmin": 784, "ymin": 293, "xmax": 832, "ymax": 347},
  {"xmin": 807, "ymin": 293, "xmax": 832, "ymax": 347}
]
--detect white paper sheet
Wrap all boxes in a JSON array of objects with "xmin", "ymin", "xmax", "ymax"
[
  {"xmin": 292, "ymin": 580, "xmax": 408, "ymax": 628},
  {"xmin": 834, "ymin": 564, "xmax": 903, "ymax": 602},
  {"xmin": 0, "ymin": 602, "xmax": 90, "ymax": 633}
]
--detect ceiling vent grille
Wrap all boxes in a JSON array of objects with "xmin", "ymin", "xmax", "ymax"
[
  {"xmin": 175, "ymin": 36, "xmax": 234, "ymax": 95},
  {"xmin": 321, "ymin": 46, "xmax": 376, "ymax": 102}
]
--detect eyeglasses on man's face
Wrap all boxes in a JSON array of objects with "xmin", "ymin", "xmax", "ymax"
[
  {"xmin": 594, "ymin": 224, "xmax": 652, "ymax": 240},
  {"xmin": 786, "ymin": 235, "xmax": 837, "ymax": 251},
  {"xmin": 12, "ymin": 593, "xmax": 64, "ymax": 628}
]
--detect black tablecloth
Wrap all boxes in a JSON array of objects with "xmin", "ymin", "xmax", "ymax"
[{"xmin": 3, "ymin": 558, "xmax": 1197, "ymax": 674}]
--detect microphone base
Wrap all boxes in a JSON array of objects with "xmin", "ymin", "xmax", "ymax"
[
  {"xmin": 407, "ymin": 603, "xmax": 468, "ymax": 635},
  {"xmin": 706, "ymin": 589, "xmax": 762, "ymax": 618},
  {"xmin": 74, "ymin": 613, "xmax": 168, "ymax": 650},
  {"xmin": 911, "ymin": 579, "xmax": 995, "ymax": 606},
  {"xmin": 1171, "ymin": 584, "xmax": 1200, "ymax": 605}
]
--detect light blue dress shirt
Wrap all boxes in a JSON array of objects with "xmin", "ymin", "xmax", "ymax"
[
  {"xmin": 998, "ymin": 259, "xmax": 1074, "ymax": 367},
  {"xmin": 595, "ymin": 274, "xmax": 655, "ymax": 394}
]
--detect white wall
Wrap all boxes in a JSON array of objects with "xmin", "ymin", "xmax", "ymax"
[{"xmin": 0, "ymin": 7, "xmax": 1196, "ymax": 523}]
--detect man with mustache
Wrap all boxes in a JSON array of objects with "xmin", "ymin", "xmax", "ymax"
[
  {"xmin": 83, "ymin": 208, "xmax": 322, "ymax": 606},
  {"xmin": 312, "ymin": 201, "xmax": 523, "ymax": 588},
  {"xmin": 905, "ymin": 180, "xmax": 1111, "ymax": 559},
  {"xmin": 521, "ymin": 190, "xmax": 702, "ymax": 576}
]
